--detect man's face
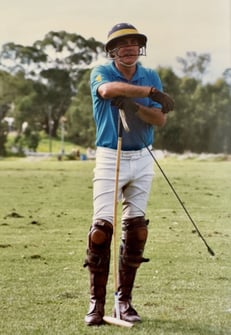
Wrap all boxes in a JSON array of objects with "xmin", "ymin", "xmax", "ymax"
[{"xmin": 114, "ymin": 37, "xmax": 140, "ymax": 66}]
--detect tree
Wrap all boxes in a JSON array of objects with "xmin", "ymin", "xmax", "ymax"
[
  {"xmin": 1, "ymin": 36, "xmax": 230, "ymax": 154},
  {"xmin": 0, "ymin": 31, "xmax": 104, "ymax": 136},
  {"xmin": 223, "ymin": 68, "xmax": 231, "ymax": 87},
  {"xmin": 176, "ymin": 51, "xmax": 211, "ymax": 82},
  {"xmin": 155, "ymin": 67, "xmax": 198, "ymax": 153},
  {"xmin": 0, "ymin": 106, "xmax": 8, "ymax": 156},
  {"xmin": 0, "ymin": 70, "xmax": 19, "ymax": 155},
  {"xmin": 193, "ymin": 79, "xmax": 231, "ymax": 153},
  {"xmin": 38, "ymin": 68, "xmax": 73, "ymax": 136},
  {"xmin": 66, "ymin": 69, "xmax": 95, "ymax": 147}
]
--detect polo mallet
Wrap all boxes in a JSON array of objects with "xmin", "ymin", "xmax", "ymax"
[
  {"xmin": 103, "ymin": 111, "xmax": 133, "ymax": 328},
  {"xmin": 117, "ymin": 107, "xmax": 214, "ymax": 256},
  {"xmin": 141, "ymin": 139, "xmax": 215, "ymax": 256}
]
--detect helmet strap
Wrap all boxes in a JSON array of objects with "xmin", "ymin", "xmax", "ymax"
[
  {"xmin": 107, "ymin": 46, "xmax": 146, "ymax": 60},
  {"xmin": 118, "ymin": 59, "xmax": 139, "ymax": 67}
]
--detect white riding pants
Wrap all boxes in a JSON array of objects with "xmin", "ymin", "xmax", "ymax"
[{"xmin": 93, "ymin": 146, "xmax": 154, "ymax": 223}]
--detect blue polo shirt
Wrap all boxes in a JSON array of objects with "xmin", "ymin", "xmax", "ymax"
[{"xmin": 90, "ymin": 61, "xmax": 163, "ymax": 150}]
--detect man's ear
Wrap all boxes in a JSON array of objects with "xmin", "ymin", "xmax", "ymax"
[{"xmin": 109, "ymin": 50, "xmax": 116, "ymax": 59}]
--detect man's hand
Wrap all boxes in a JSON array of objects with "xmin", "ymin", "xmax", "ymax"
[
  {"xmin": 111, "ymin": 96, "xmax": 139, "ymax": 114},
  {"xmin": 149, "ymin": 87, "xmax": 174, "ymax": 113}
]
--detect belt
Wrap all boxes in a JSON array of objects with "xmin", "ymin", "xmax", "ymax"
[{"xmin": 96, "ymin": 146, "xmax": 152, "ymax": 159}]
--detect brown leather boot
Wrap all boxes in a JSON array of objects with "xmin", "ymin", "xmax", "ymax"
[
  {"xmin": 84, "ymin": 272, "xmax": 107, "ymax": 326},
  {"xmin": 84, "ymin": 220, "xmax": 113, "ymax": 326},
  {"xmin": 116, "ymin": 216, "xmax": 149, "ymax": 323},
  {"xmin": 117, "ymin": 264, "xmax": 141, "ymax": 322}
]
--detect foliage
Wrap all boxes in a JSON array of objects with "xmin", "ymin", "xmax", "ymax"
[
  {"xmin": 0, "ymin": 117, "xmax": 8, "ymax": 156},
  {"xmin": 65, "ymin": 69, "xmax": 96, "ymax": 147},
  {"xmin": 0, "ymin": 31, "xmax": 104, "ymax": 139},
  {"xmin": 0, "ymin": 70, "xmax": 16, "ymax": 155},
  {"xmin": 0, "ymin": 35, "xmax": 231, "ymax": 155},
  {"xmin": 14, "ymin": 127, "xmax": 40, "ymax": 153},
  {"xmin": 176, "ymin": 51, "xmax": 211, "ymax": 81},
  {"xmin": 0, "ymin": 159, "xmax": 230, "ymax": 334},
  {"xmin": 0, "ymin": 31, "xmax": 104, "ymax": 80},
  {"xmin": 156, "ymin": 59, "xmax": 231, "ymax": 153}
]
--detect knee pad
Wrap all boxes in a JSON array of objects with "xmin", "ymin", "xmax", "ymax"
[
  {"xmin": 120, "ymin": 216, "xmax": 149, "ymax": 268},
  {"xmin": 84, "ymin": 220, "xmax": 113, "ymax": 272}
]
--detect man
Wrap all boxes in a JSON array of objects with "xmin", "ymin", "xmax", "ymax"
[{"xmin": 84, "ymin": 22, "xmax": 174, "ymax": 326}]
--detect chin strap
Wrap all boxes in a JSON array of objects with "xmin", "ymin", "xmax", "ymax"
[{"xmin": 118, "ymin": 59, "xmax": 138, "ymax": 68}]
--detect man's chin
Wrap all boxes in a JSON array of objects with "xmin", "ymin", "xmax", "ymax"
[{"xmin": 119, "ymin": 56, "xmax": 138, "ymax": 65}]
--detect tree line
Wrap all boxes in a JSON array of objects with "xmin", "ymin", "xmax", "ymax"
[{"xmin": 0, "ymin": 31, "xmax": 230, "ymax": 156}]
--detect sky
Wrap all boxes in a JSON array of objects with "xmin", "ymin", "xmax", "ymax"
[{"xmin": 0, "ymin": 0, "xmax": 230, "ymax": 82}]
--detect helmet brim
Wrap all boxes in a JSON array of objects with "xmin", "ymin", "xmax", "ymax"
[{"xmin": 105, "ymin": 32, "xmax": 147, "ymax": 52}]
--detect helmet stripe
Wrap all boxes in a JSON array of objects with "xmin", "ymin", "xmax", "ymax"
[{"xmin": 108, "ymin": 28, "xmax": 139, "ymax": 40}]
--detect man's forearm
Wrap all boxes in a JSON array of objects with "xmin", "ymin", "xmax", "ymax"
[
  {"xmin": 136, "ymin": 104, "xmax": 166, "ymax": 127},
  {"xmin": 98, "ymin": 82, "xmax": 150, "ymax": 99}
]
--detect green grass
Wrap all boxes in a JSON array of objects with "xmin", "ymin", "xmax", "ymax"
[
  {"xmin": 36, "ymin": 136, "xmax": 83, "ymax": 155},
  {"xmin": 6, "ymin": 131, "xmax": 85, "ymax": 156},
  {"xmin": 0, "ymin": 158, "xmax": 230, "ymax": 334}
]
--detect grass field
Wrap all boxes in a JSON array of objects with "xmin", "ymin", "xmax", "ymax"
[{"xmin": 0, "ymin": 157, "xmax": 230, "ymax": 335}]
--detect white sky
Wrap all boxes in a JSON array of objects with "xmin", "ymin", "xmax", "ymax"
[{"xmin": 0, "ymin": 0, "xmax": 230, "ymax": 82}]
